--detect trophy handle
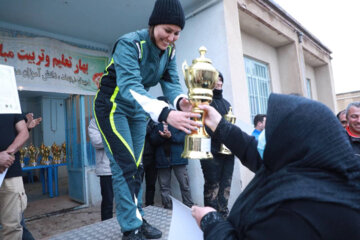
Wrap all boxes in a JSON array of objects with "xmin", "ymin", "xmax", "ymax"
[{"xmin": 182, "ymin": 60, "xmax": 188, "ymax": 76}]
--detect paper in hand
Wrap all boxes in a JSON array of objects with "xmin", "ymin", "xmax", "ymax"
[
  {"xmin": 168, "ymin": 196, "xmax": 203, "ymax": 240},
  {"xmin": 0, "ymin": 168, "xmax": 8, "ymax": 187}
]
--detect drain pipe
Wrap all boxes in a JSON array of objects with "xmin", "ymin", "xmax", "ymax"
[{"xmin": 185, "ymin": 0, "xmax": 223, "ymax": 19}]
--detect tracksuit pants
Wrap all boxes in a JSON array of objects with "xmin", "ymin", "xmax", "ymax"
[{"xmin": 94, "ymin": 91, "xmax": 146, "ymax": 232}]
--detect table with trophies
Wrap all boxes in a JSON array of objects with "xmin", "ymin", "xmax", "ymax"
[{"xmin": 20, "ymin": 142, "xmax": 67, "ymax": 198}]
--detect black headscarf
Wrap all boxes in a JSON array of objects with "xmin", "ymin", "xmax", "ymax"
[{"xmin": 228, "ymin": 93, "xmax": 360, "ymax": 237}]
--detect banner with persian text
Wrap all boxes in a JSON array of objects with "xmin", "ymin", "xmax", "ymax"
[{"xmin": 0, "ymin": 36, "xmax": 109, "ymax": 95}]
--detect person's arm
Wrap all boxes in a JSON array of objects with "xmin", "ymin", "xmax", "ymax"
[
  {"xmin": 113, "ymin": 38, "xmax": 169, "ymax": 122},
  {"xmin": 113, "ymin": 38, "xmax": 200, "ymax": 133},
  {"xmin": 159, "ymin": 53, "xmax": 187, "ymax": 110},
  {"xmin": 214, "ymin": 119, "xmax": 262, "ymax": 172},
  {"xmin": 196, "ymin": 204, "xmax": 321, "ymax": 240},
  {"xmin": 198, "ymin": 104, "xmax": 262, "ymax": 172},
  {"xmin": 26, "ymin": 113, "xmax": 42, "ymax": 130},
  {"xmin": 192, "ymin": 206, "xmax": 238, "ymax": 240},
  {"xmin": 88, "ymin": 119, "xmax": 104, "ymax": 150},
  {"xmin": 149, "ymin": 124, "xmax": 167, "ymax": 146},
  {"xmin": 6, "ymin": 120, "xmax": 29, "ymax": 155},
  {"xmin": 0, "ymin": 151, "xmax": 15, "ymax": 172},
  {"xmin": 158, "ymin": 122, "xmax": 172, "ymax": 139}
]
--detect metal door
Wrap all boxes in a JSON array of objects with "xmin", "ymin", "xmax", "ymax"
[{"xmin": 65, "ymin": 95, "xmax": 87, "ymax": 203}]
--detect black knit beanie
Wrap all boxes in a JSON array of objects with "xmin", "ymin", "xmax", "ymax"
[
  {"xmin": 148, "ymin": 0, "xmax": 185, "ymax": 29},
  {"xmin": 218, "ymin": 72, "xmax": 224, "ymax": 83}
]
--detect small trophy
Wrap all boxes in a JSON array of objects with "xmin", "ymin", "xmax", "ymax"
[
  {"xmin": 28, "ymin": 145, "xmax": 38, "ymax": 167},
  {"xmin": 19, "ymin": 147, "xmax": 27, "ymax": 168},
  {"xmin": 40, "ymin": 143, "xmax": 51, "ymax": 165},
  {"xmin": 51, "ymin": 143, "xmax": 61, "ymax": 164},
  {"xmin": 61, "ymin": 142, "xmax": 66, "ymax": 163},
  {"xmin": 181, "ymin": 46, "xmax": 218, "ymax": 160},
  {"xmin": 219, "ymin": 107, "xmax": 236, "ymax": 155}
]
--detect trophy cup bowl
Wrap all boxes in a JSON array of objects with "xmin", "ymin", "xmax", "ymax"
[
  {"xmin": 219, "ymin": 107, "xmax": 236, "ymax": 155},
  {"xmin": 181, "ymin": 46, "xmax": 218, "ymax": 160}
]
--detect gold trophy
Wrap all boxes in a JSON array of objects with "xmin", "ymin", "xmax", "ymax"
[
  {"xmin": 19, "ymin": 147, "xmax": 27, "ymax": 168},
  {"xmin": 181, "ymin": 46, "xmax": 218, "ymax": 160},
  {"xmin": 219, "ymin": 107, "xmax": 236, "ymax": 155},
  {"xmin": 40, "ymin": 143, "xmax": 51, "ymax": 165},
  {"xmin": 61, "ymin": 142, "xmax": 66, "ymax": 163},
  {"xmin": 28, "ymin": 145, "xmax": 38, "ymax": 166},
  {"xmin": 51, "ymin": 143, "xmax": 61, "ymax": 164}
]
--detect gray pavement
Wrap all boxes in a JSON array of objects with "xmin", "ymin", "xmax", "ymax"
[{"xmin": 49, "ymin": 206, "xmax": 171, "ymax": 240}]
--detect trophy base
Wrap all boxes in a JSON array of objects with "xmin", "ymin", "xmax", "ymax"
[
  {"xmin": 182, "ymin": 151, "xmax": 213, "ymax": 160},
  {"xmin": 29, "ymin": 162, "xmax": 37, "ymax": 167},
  {"xmin": 181, "ymin": 135, "xmax": 213, "ymax": 160}
]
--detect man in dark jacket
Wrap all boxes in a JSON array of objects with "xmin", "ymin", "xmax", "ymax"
[
  {"xmin": 345, "ymin": 102, "xmax": 360, "ymax": 154},
  {"xmin": 200, "ymin": 72, "xmax": 234, "ymax": 218},
  {"xmin": 150, "ymin": 97, "xmax": 193, "ymax": 209},
  {"xmin": 192, "ymin": 94, "xmax": 360, "ymax": 239}
]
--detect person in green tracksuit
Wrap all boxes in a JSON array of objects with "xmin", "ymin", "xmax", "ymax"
[{"xmin": 93, "ymin": 0, "xmax": 200, "ymax": 239}]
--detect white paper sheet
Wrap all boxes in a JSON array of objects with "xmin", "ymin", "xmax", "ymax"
[
  {"xmin": 0, "ymin": 64, "xmax": 21, "ymax": 114},
  {"xmin": 0, "ymin": 168, "xmax": 8, "ymax": 187},
  {"xmin": 168, "ymin": 196, "xmax": 203, "ymax": 240}
]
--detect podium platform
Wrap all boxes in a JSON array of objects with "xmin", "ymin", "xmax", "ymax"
[{"xmin": 50, "ymin": 206, "xmax": 172, "ymax": 240}]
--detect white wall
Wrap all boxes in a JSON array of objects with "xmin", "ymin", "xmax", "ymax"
[
  {"xmin": 177, "ymin": 2, "xmax": 243, "ymax": 208},
  {"xmin": 241, "ymin": 31, "xmax": 281, "ymax": 93},
  {"xmin": 315, "ymin": 64, "xmax": 336, "ymax": 110}
]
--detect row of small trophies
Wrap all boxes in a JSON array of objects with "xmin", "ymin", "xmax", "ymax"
[{"xmin": 19, "ymin": 142, "xmax": 66, "ymax": 167}]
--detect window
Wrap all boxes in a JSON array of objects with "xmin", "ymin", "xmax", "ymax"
[
  {"xmin": 244, "ymin": 57, "xmax": 271, "ymax": 121},
  {"xmin": 306, "ymin": 78, "xmax": 312, "ymax": 99}
]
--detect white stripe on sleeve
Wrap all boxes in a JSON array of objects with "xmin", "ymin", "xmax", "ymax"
[{"xmin": 129, "ymin": 89, "xmax": 169, "ymax": 123}]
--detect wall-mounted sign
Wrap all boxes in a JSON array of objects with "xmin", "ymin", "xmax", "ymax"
[
  {"xmin": 0, "ymin": 35, "xmax": 108, "ymax": 95},
  {"xmin": 0, "ymin": 64, "xmax": 21, "ymax": 114}
]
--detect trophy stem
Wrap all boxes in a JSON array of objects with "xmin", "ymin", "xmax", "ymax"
[{"xmin": 181, "ymin": 107, "xmax": 213, "ymax": 160}]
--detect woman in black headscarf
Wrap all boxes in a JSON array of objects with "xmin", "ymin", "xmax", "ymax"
[{"xmin": 192, "ymin": 93, "xmax": 360, "ymax": 239}]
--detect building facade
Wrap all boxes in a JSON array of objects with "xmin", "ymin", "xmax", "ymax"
[{"xmin": 337, "ymin": 91, "xmax": 360, "ymax": 112}]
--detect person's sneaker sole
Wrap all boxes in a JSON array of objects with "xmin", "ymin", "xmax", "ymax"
[{"xmin": 142, "ymin": 232, "xmax": 162, "ymax": 239}]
